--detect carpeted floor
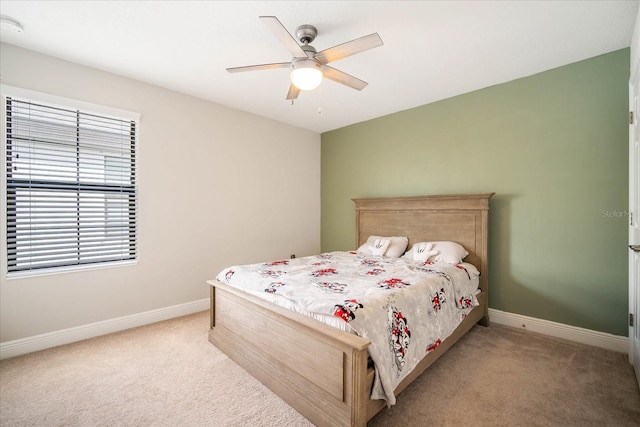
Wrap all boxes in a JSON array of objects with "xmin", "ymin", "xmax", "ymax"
[{"xmin": 1, "ymin": 311, "xmax": 639, "ymax": 426}]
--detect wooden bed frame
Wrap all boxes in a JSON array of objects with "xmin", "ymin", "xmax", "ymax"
[{"xmin": 208, "ymin": 193, "xmax": 493, "ymax": 427}]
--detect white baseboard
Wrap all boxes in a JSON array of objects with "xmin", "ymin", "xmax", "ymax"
[
  {"xmin": 1, "ymin": 303, "xmax": 627, "ymax": 360},
  {"xmin": 0, "ymin": 298, "xmax": 210, "ymax": 360},
  {"xmin": 489, "ymin": 308, "xmax": 628, "ymax": 354}
]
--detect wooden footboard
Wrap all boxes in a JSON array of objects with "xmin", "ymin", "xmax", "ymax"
[
  {"xmin": 209, "ymin": 280, "xmax": 373, "ymax": 427},
  {"xmin": 209, "ymin": 280, "xmax": 488, "ymax": 427}
]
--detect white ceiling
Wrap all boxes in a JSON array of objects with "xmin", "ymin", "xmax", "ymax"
[{"xmin": 0, "ymin": 1, "xmax": 638, "ymax": 133}]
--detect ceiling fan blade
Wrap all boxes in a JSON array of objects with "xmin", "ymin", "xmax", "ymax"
[
  {"xmin": 315, "ymin": 33, "xmax": 383, "ymax": 65},
  {"xmin": 321, "ymin": 65, "xmax": 368, "ymax": 91},
  {"xmin": 286, "ymin": 83, "xmax": 301, "ymax": 100},
  {"xmin": 226, "ymin": 62, "xmax": 291, "ymax": 73},
  {"xmin": 259, "ymin": 16, "xmax": 307, "ymax": 59}
]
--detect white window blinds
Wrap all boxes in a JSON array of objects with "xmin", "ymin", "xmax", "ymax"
[{"xmin": 5, "ymin": 96, "xmax": 138, "ymax": 274}]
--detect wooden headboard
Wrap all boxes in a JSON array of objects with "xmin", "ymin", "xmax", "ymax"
[{"xmin": 352, "ymin": 193, "xmax": 494, "ymax": 293}]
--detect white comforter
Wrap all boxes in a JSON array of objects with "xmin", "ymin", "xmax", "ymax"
[{"xmin": 216, "ymin": 251, "xmax": 480, "ymax": 405}]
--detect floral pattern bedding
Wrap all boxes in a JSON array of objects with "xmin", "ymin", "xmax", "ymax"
[{"xmin": 216, "ymin": 251, "xmax": 480, "ymax": 405}]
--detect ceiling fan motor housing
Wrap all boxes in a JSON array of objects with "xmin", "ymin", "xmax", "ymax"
[{"xmin": 300, "ymin": 44, "xmax": 317, "ymax": 59}]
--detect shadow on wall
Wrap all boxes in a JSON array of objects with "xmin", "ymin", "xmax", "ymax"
[{"xmin": 489, "ymin": 194, "xmax": 619, "ymax": 334}]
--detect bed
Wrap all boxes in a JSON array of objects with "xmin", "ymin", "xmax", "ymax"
[{"xmin": 207, "ymin": 193, "xmax": 493, "ymax": 426}]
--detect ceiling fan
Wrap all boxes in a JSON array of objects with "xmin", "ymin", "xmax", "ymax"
[{"xmin": 226, "ymin": 16, "xmax": 383, "ymax": 100}]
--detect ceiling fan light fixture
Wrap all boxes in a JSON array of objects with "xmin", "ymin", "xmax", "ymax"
[{"xmin": 291, "ymin": 58, "xmax": 323, "ymax": 91}]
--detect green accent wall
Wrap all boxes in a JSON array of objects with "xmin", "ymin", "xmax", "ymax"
[{"xmin": 321, "ymin": 49, "xmax": 630, "ymax": 336}]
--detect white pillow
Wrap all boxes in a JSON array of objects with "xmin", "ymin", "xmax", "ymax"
[
  {"xmin": 357, "ymin": 235, "xmax": 409, "ymax": 258},
  {"xmin": 403, "ymin": 241, "xmax": 469, "ymax": 264}
]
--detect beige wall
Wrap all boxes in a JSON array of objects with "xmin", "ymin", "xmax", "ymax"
[{"xmin": 0, "ymin": 43, "xmax": 321, "ymax": 342}]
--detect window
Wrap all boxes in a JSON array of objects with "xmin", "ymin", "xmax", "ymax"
[{"xmin": 4, "ymin": 90, "xmax": 138, "ymax": 275}]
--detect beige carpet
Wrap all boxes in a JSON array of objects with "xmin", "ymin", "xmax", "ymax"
[{"xmin": 1, "ymin": 311, "xmax": 639, "ymax": 427}]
